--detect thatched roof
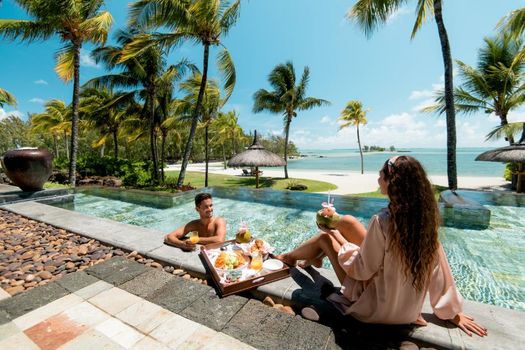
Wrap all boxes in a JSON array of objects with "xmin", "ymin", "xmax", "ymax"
[
  {"xmin": 475, "ymin": 143, "xmax": 525, "ymax": 163},
  {"xmin": 227, "ymin": 131, "xmax": 286, "ymax": 167}
]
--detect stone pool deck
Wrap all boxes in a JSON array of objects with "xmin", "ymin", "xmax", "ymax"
[{"xmin": 1, "ymin": 197, "xmax": 524, "ymax": 349}]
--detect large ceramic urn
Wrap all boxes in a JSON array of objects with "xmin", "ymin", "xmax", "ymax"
[{"xmin": 1, "ymin": 148, "xmax": 54, "ymax": 191}]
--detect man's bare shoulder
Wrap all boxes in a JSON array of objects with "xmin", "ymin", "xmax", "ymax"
[{"xmin": 214, "ymin": 216, "xmax": 226, "ymax": 226}]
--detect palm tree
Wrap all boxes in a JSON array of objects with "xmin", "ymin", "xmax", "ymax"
[
  {"xmin": 253, "ymin": 61, "xmax": 329, "ymax": 178},
  {"xmin": 339, "ymin": 101, "xmax": 369, "ymax": 174},
  {"xmin": 30, "ymin": 99, "xmax": 71, "ymax": 159},
  {"xmin": 349, "ymin": 0, "xmax": 458, "ymax": 190},
  {"xmin": 80, "ymin": 88, "xmax": 137, "ymax": 158},
  {"xmin": 126, "ymin": 0, "xmax": 239, "ymax": 188},
  {"xmin": 0, "ymin": 0, "xmax": 113, "ymax": 186},
  {"xmin": 486, "ymin": 122, "xmax": 525, "ymax": 144},
  {"xmin": 0, "ymin": 87, "xmax": 16, "ymax": 107},
  {"xmin": 499, "ymin": 7, "xmax": 525, "ymax": 42},
  {"xmin": 85, "ymin": 29, "xmax": 189, "ymax": 183},
  {"xmin": 423, "ymin": 35, "xmax": 525, "ymax": 145},
  {"xmin": 173, "ymin": 73, "xmax": 221, "ymax": 187}
]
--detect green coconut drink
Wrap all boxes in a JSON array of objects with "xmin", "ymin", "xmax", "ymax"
[{"xmin": 316, "ymin": 205, "xmax": 340, "ymax": 229}]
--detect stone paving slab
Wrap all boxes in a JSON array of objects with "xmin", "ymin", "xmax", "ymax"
[
  {"xmin": 278, "ymin": 315, "xmax": 333, "ymax": 350},
  {"xmin": 85, "ymin": 257, "xmax": 149, "ymax": 286},
  {"xmin": 0, "ymin": 282, "xmax": 69, "ymax": 322},
  {"xmin": 55, "ymin": 271, "xmax": 100, "ymax": 293},
  {"xmin": 146, "ymin": 276, "xmax": 213, "ymax": 313},
  {"xmin": 180, "ymin": 288, "xmax": 249, "ymax": 331},
  {"xmin": 222, "ymin": 299, "xmax": 295, "ymax": 350},
  {"xmin": 119, "ymin": 268, "xmax": 175, "ymax": 298}
]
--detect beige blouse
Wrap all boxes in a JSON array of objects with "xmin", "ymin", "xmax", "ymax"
[{"xmin": 327, "ymin": 209, "xmax": 463, "ymax": 324}]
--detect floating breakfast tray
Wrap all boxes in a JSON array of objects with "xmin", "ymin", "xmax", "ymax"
[{"xmin": 200, "ymin": 240, "xmax": 290, "ymax": 297}]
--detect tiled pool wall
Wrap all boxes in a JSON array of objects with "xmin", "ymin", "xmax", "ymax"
[{"xmin": 68, "ymin": 186, "xmax": 520, "ymax": 230}]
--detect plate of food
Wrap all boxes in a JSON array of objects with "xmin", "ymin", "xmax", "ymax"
[
  {"xmin": 238, "ymin": 239, "xmax": 274, "ymax": 258},
  {"xmin": 213, "ymin": 250, "xmax": 248, "ymax": 272}
]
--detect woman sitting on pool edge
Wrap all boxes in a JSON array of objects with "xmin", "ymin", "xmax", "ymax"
[{"xmin": 277, "ymin": 156, "xmax": 487, "ymax": 337}]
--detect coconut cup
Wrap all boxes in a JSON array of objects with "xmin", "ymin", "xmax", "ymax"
[{"xmin": 316, "ymin": 210, "xmax": 341, "ymax": 229}]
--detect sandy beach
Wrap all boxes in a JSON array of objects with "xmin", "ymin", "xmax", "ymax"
[{"xmin": 168, "ymin": 162, "xmax": 508, "ymax": 194}]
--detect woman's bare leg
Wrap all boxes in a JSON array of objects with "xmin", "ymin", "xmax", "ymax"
[{"xmin": 278, "ymin": 233, "xmax": 346, "ymax": 284}]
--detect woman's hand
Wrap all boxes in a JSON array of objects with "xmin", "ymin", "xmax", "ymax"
[{"xmin": 450, "ymin": 313, "xmax": 488, "ymax": 337}]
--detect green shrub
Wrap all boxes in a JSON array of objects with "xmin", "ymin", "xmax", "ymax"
[{"xmin": 504, "ymin": 163, "xmax": 518, "ymax": 181}]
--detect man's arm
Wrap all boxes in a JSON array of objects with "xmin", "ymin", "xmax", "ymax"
[
  {"xmin": 165, "ymin": 221, "xmax": 197, "ymax": 249},
  {"xmin": 196, "ymin": 217, "xmax": 227, "ymax": 245}
]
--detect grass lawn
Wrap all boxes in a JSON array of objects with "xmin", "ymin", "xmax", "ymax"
[
  {"xmin": 164, "ymin": 170, "xmax": 337, "ymax": 193},
  {"xmin": 351, "ymin": 184, "xmax": 448, "ymax": 199}
]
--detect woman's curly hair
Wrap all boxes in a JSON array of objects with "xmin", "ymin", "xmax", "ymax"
[{"xmin": 382, "ymin": 156, "xmax": 440, "ymax": 291}]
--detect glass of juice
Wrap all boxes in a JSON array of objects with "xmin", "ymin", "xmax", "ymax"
[
  {"xmin": 189, "ymin": 231, "xmax": 200, "ymax": 244},
  {"xmin": 250, "ymin": 252, "xmax": 263, "ymax": 271}
]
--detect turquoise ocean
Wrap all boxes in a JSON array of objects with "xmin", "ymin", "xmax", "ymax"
[{"xmin": 286, "ymin": 148, "xmax": 505, "ymax": 177}]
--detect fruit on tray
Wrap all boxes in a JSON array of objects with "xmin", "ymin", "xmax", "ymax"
[
  {"xmin": 215, "ymin": 251, "xmax": 246, "ymax": 270},
  {"xmin": 316, "ymin": 206, "xmax": 340, "ymax": 229}
]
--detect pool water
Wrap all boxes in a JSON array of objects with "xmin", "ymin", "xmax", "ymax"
[{"xmin": 53, "ymin": 193, "xmax": 525, "ymax": 311}]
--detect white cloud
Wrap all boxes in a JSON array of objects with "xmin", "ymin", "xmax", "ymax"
[
  {"xmin": 412, "ymin": 98, "xmax": 436, "ymax": 112},
  {"xmin": 387, "ymin": 7, "xmax": 412, "ymax": 24},
  {"xmin": 409, "ymin": 90, "xmax": 433, "ymax": 100},
  {"xmin": 34, "ymin": 79, "xmax": 48, "ymax": 85},
  {"xmin": 29, "ymin": 98, "xmax": 45, "ymax": 104},
  {"xmin": 0, "ymin": 108, "xmax": 22, "ymax": 120},
  {"xmin": 80, "ymin": 49, "xmax": 100, "ymax": 68},
  {"xmin": 320, "ymin": 115, "xmax": 331, "ymax": 124}
]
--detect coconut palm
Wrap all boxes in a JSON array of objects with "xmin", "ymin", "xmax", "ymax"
[
  {"xmin": 173, "ymin": 73, "xmax": 221, "ymax": 187},
  {"xmin": 0, "ymin": 0, "xmax": 113, "ymax": 186},
  {"xmin": 486, "ymin": 122, "xmax": 525, "ymax": 144},
  {"xmin": 80, "ymin": 88, "xmax": 137, "ymax": 158},
  {"xmin": 126, "ymin": 0, "xmax": 239, "ymax": 188},
  {"xmin": 0, "ymin": 87, "xmax": 16, "ymax": 107},
  {"xmin": 498, "ymin": 7, "xmax": 525, "ymax": 42},
  {"xmin": 339, "ymin": 101, "xmax": 369, "ymax": 174},
  {"xmin": 349, "ymin": 0, "xmax": 458, "ymax": 189},
  {"xmin": 85, "ymin": 29, "xmax": 190, "ymax": 183},
  {"xmin": 217, "ymin": 110, "xmax": 244, "ymax": 156},
  {"xmin": 30, "ymin": 99, "xmax": 71, "ymax": 159},
  {"xmin": 253, "ymin": 61, "xmax": 329, "ymax": 179},
  {"xmin": 423, "ymin": 35, "xmax": 525, "ymax": 145}
]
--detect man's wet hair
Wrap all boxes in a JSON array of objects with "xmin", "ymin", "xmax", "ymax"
[{"xmin": 195, "ymin": 193, "xmax": 212, "ymax": 207}]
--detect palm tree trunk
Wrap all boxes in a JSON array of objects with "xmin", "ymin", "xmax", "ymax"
[
  {"xmin": 222, "ymin": 143, "xmax": 227, "ymax": 169},
  {"xmin": 357, "ymin": 124, "xmax": 364, "ymax": 174},
  {"xmin": 434, "ymin": 0, "xmax": 457, "ymax": 191},
  {"xmin": 68, "ymin": 43, "xmax": 81, "ymax": 187},
  {"xmin": 148, "ymin": 89, "xmax": 159, "ymax": 184},
  {"xmin": 64, "ymin": 131, "xmax": 69, "ymax": 161},
  {"xmin": 161, "ymin": 129, "xmax": 167, "ymax": 183},
  {"xmin": 205, "ymin": 124, "xmax": 209, "ymax": 187},
  {"xmin": 113, "ymin": 129, "xmax": 118, "ymax": 159},
  {"xmin": 499, "ymin": 113, "xmax": 515, "ymax": 145},
  {"xmin": 177, "ymin": 43, "xmax": 210, "ymax": 188},
  {"xmin": 283, "ymin": 115, "xmax": 291, "ymax": 179},
  {"xmin": 52, "ymin": 134, "xmax": 59, "ymax": 158}
]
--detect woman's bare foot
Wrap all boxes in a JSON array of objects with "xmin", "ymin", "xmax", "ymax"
[
  {"xmin": 276, "ymin": 254, "xmax": 296, "ymax": 267},
  {"xmin": 298, "ymin": 258, "xmax": 323, "ymax": 268}
]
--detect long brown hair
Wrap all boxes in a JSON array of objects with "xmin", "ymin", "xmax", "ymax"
[{"xmin": 382, "ymin": 156, "xmax": 440, "ymax": 291}]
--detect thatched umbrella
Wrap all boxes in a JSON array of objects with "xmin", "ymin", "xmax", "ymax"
[
  {"xmin": 475, "ymin": 143, "xmax": 525, "ymax": 193},
  {"xmin": 227, "ymin": 130, "xmax": 286, "ymax": 188}
]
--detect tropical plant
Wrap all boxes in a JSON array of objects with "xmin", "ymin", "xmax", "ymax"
[
  {"xmin": 339, "ymin": 101, "xmax": 369, "ymax": 174},
  {"xmin": 0, "ymin": 115, "xmax": 42, "ymax": 154},
  {"xmin": 80, "ymin": 88, "xmax": 138, "ymax": 159},
  {"xmin": 349, "ymin": 0, "xmax": 458, "ymax": 189},
  {"xmin": 423, "ymin": 35, "xmax": 525, "ymax": 145},
  {"xmin": 86, "ymin": 29, "xmax": 189, "ymax": 183},
  {"xmin": 253, "ymin": 61, "xmax": 329, "ymax": 178},
  {"xmin": 0, "ymin": 87, "xmax": 16, "ymax": 107},
  {"xmin": 126, "ymin": 0, "xmax": 240, "ymax": 187},
  {"xmin": 0, "ymin": 0, "xmax": 113, "ymax": 186},
  {"xmin": 30, "ymin": 99, "xmax": 72, "ymax": 159}
]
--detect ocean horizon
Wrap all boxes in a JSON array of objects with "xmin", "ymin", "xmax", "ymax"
[{"xmin": 290, "ymin": 148, "xmax": 505, "ymax": 177}]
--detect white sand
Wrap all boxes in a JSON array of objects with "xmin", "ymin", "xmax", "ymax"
[{"xmin": 167, "ymin": 162, "xmax": 507, "ymax": 194}]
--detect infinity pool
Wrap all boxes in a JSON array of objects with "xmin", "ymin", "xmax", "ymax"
[{"xmin": 52, "ymin": 190, "xmax": 525, "ymax": 311}]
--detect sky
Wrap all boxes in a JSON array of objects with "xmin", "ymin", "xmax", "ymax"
[{"xmin": 1, "ymin": 0, "xmax": 524, "ymax": 150}]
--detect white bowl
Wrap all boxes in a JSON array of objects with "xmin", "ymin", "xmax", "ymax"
[{"xmin": 263, "ymin": 259, "xmax": 283, "ymax": 271}]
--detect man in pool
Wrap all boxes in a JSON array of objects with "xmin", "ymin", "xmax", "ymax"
[{"xmin": 164, "ymin": 193, "xmax": 226, "ymax": 251}]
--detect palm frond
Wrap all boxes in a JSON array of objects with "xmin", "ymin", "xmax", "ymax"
[
  {"xmin": 347, "ymin": 0, "xmax": 405, "ymax": 38},
  {"xmin": 79, "ymin": 11, "xmax": 113, "ymax": 44},
  {"xmin": 0, "ymin": 19, "xmax": 55, "ymax": 42},
  {"xmin": 497, "ymin": 7, "xmax": 525, "ymax": 39},
  {"xmin": 54, "ymin": 44, "xmax": 76, "ymax": 82},
  {"xmin": 0, "ymin": 87, "xmax": 17, "ymax": 107},
  {"xmin": 219, "ymin": 0, "xmax": 240, "ymax": 36},
  {"xmin": 411, "ymin": 0, "xmax": 433, "ymax": 39},
  {"xmin": 485, "ymin": 122, "xmax": 524, "ymax": 141},
  {"xmin": 217, "ymin": 47, "xmax": 236, "ymax": 104}
]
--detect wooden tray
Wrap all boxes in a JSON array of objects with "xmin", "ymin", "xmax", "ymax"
[{"xmin": 200, "ymin": 240, "xmax": 290, "ymax": 297}]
